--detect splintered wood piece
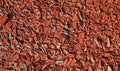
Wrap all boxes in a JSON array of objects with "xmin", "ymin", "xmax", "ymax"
[
  {"xmin": 11, "ymin": 53, "xmax": 19, "ymax": 61},
  {"xmin": 1, "ymin": 16, "xmax": 8, "ymax": 25}
]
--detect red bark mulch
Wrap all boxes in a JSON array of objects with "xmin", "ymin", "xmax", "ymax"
[{"xmin": 0, "ymin": 0, "xmax": 120, "ymax": 71}]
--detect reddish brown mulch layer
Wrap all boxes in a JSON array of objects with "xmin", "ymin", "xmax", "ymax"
[{"xmin": 0, "ymin": 0, "xmax": 120, "ymax": 71}]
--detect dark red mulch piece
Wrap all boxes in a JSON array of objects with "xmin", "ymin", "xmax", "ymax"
[{"xmin": 0, "ymin": 0, "xmax": 120, "ymax": 71}]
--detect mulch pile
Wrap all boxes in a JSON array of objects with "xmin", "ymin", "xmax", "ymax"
[{"xmin": 0, "ymin": 0, "xmax": 120, "ymax": 71}]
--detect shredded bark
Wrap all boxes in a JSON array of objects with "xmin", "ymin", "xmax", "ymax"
[{"xmin": 0, "ymin": 0, "xmax": 120, "ymax": 71}]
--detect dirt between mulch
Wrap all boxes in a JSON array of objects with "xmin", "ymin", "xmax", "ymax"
[{"xmin": 0, "ymin": 0, "xmax": 120, "ymax": 71}]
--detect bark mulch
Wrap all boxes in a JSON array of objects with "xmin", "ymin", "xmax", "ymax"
[{"xmin": 0, "ymin": 0, "xmax": 120, "ymax": 71}]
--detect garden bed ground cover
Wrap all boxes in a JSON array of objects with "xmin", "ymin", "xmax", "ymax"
[{"xmin": 0, "ymin": 0, "xmax": 120, "ymax": 71}]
